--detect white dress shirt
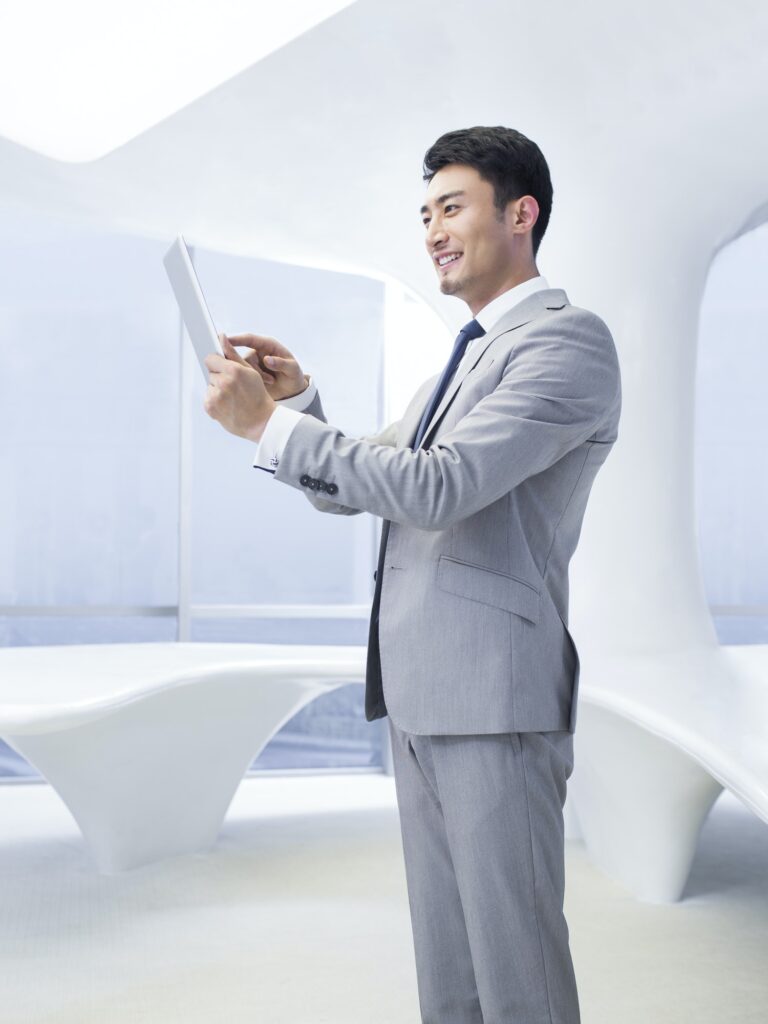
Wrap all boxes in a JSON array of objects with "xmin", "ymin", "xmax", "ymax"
[{"xmin": 252, "ymin": 275, "xmax": 551, "ymax": 474}]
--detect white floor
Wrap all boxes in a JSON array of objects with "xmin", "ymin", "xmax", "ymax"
[{"xmin": 1, "ymin": 772, "xmax": 767, "ymax": 1024}]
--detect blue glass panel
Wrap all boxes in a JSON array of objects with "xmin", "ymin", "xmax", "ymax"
[
  {"xmin": 190, "ymin": 615, "xmax": 369, "ymax": 645},
  {"xmin": 695, "ymin": 223, "xmax": 768, "ymax": 640},
  {"xmin": 248, "ymin": 684, "xmax": 383, "ymax": 771},
  {"xmin": 0, "ymin": 614, "xmax": 177, "ymax": 647},
  {"xmin": 0, "ymin": 208, "xmax": 179, "ymax": 607},
  {"xmin": 711, "ymin": 616, "xmax": 768, "ymax": 645},
  {"xmin": 188, "ymin": 248, "xmax": 383, "ymax": 606}
]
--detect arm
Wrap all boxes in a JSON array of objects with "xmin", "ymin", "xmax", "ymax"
[
  {"xmin": 254, "ymin": 379, "xmax": 401, "ymax": 516},
  {"xmin": 230, "ymin": 331, "xmax": 403, "ymax": 517},
  {"xmin": 291, "ymin": 389, "xmax": 401, "ymax": 516},
  {"xmin": 271, "ymin": 310, "xmax": 621, "ymax": 531}
]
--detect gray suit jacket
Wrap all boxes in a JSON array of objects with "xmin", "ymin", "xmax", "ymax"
[{"xmin": 272, "ymin": 288, "xmax": 621, "ymax": 734}]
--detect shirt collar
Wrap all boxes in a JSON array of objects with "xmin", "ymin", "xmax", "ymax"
[{"xmin": 473, "ymin": 275, "xmax": 550, "ymax": 335}]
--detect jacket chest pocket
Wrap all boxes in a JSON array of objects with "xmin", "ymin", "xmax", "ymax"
[{"xmin": 436, "ymin": 555, "xmax": 540, "ymax": 624}]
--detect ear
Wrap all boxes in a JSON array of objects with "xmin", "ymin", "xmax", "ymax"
[{"xmin": 512, "ymin": 195, "xmax": 540, "ymax": 231}]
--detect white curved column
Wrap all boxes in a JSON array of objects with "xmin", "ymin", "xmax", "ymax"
[{"xmin": 569, "ymin": 702, "xmax": 723, "ymax": 903}]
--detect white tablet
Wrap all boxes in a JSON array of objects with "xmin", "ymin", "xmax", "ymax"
[{"xmin": 163, "ymin": 234, "xmax": 224, "ymax": 377}]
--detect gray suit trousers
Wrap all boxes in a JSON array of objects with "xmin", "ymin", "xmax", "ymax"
[{"xmin": 388, "ymin": 718, "xmax": 580, "ymax": 1024}]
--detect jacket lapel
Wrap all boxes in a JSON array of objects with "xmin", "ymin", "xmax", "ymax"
[{"xmin": 405, "ymin": 288, "xmax": 569, "ymax": 448}]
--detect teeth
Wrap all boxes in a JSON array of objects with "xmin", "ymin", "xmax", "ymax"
[{"xmin": 438, "ymin": 253, "xmax": 461, "ymax": 266}]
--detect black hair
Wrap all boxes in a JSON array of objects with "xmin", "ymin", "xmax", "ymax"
[{"xmin": 422, "ymin": 126, "xmax": 553, "ymax": 258}]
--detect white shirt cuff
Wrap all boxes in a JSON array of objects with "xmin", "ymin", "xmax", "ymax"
[
  {"xmin": 252, "ymin": 403, "xmax": 307, "ymax": 474},
  {"xmin": 276, "ymin": 375, "xmax": 317, "ymax": 411}
]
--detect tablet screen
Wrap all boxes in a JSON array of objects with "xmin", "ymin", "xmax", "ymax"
[{"xmin": 163, "ymin": 234, "xmax": 224, "ymax": 378}]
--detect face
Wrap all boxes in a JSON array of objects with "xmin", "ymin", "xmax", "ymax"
[{"xmin": 420, "ymin": 164, "xmax": 538, "ymax": 315}]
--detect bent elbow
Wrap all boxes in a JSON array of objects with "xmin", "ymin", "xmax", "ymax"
[{"xmin": 409, "ymin": 503, "xmax": 455, "ymax": 532}]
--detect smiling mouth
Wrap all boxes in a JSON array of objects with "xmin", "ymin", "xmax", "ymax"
[{"xmin": 436, "ymin": 253, "xmax": 463, "ymax": 272}]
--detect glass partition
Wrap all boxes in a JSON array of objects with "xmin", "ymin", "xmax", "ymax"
[{"xmin": 0, "ymin": 208, "xmax": 387, "ymax": 777}]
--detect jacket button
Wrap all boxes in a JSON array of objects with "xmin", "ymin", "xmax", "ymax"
[
  {"xmin": 327, "ymin": 483, "xmax": 338, "ymax": 495},
  {"xmin": 373, "ymin": 569, "xmax": 378, "ymax": 581},
  {"xmin": 300, "ymin": 474, "xmax": 310, "ymax": 486}
]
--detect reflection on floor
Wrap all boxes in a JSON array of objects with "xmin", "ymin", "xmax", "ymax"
[{"xmin": 0, "ymin": 773, "xmax": 766, "ymax": 1023}]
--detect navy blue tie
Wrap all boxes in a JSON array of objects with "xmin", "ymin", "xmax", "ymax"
[
  {"xmin": 411, "ymin": 318, "xmax": 486, "ymax": 450},
  {"xmin": 364, "ymin": 319, "xmax": 486, "ymax": 721}
]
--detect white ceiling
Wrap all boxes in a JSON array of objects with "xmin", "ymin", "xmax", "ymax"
[
  {"xmin": 0, "ymin": 0, "xmax": 357, "ymax": 161},
  {"xmin": 0, "ymin": 0, "xmax": 766, "ymax": 328}
]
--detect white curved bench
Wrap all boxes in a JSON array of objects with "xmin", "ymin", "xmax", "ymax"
[
  {"xmin": 2, "ymin": 641, "xmax": 764, "ymax": 900},
  {"xmin": 0, "ymin": 642, "xmax": 367, "ymax": 873},
  {"xmin": 566, "ymin": 644, "xmax": 768, "ymax": 903}
]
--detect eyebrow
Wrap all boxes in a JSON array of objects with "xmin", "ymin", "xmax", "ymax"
[{"xmin": 420, "ymin": 190, "xmax": 466, "ymax": 216}]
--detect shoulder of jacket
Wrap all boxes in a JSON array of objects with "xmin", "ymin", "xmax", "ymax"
[
  {"xmin": 541, "ymin": 303, "xmax": 615, "ymax": 343},
  {"xmin": 547, "ymin": 301, "xmax": 608, "ymax": 326}
]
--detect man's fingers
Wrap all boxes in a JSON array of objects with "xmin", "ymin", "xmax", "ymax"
[
  {"xmin": 220, "ymin": 334, "xmax": 250, "ymax": 366},
  {"xmin": 204, "ymin": 353, "xmax": 225, "ymax": 373},
  {"xmin": 245, "ymin": 350, "xmax": 296, "ymax": 377},
  {"xmin": 242, "ymin": 352, "xmax": 276, "ymax": 382},
  {"xmin": 226, "ymin": 333, "xmax": 293, "ymax": 360},
  {"xmin": 263, "ymin": 354, "xmax": 295, "ymax": 373},
  {"xmin": 226, "ymin": 333, "xmax": 278, "ymax": 350}
]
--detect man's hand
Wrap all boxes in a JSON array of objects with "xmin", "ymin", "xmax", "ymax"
[
  {"xmin": 225, "ymin": 332, "xmax": 309, "ymax": 401},
  {"xmin": 203, "ymin": 334, "xmax": 277, "ymax": 442}
]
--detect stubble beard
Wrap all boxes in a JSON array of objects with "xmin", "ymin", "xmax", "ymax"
[{"xmin": 440, "ymin": 269, "xmax": 478, "ymax": 301}]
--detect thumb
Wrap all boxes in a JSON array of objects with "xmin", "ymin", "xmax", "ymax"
[{"xmin": 220, "ymin": 333, "xmax": 248, "ymax": 366}]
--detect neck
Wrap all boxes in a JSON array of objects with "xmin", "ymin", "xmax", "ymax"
[{"xmin": 467, "ymin": 265, "xmax": 539, "ymax": 316}]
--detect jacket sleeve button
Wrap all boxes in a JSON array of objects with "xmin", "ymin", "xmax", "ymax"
[{"xmin": 327, "ymin": 483, "xmax": 338, "ymax": 495}]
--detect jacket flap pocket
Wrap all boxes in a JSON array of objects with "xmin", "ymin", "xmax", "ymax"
[{"xmin": 437, "ymin": 556, "xmax": 540, "ymax": 624}]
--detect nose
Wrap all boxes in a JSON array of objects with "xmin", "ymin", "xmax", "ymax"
[{"xmin": 426, "ymin": 217, "xmax": 447, "ymax": 249}]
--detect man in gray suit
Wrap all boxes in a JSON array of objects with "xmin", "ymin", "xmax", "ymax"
[{"xmin": 205, "ymin": 126, "xmax": 621, "ymax": 1023}]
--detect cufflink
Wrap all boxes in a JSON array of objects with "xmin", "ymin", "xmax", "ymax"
[{"xmin": 270, "ymin": 455, "xmax": 279, "ymax": 468}]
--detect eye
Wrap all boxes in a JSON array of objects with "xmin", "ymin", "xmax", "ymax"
[{"xmin": 444, "ymin": 204, "xmax": 458, "ymax": 213}]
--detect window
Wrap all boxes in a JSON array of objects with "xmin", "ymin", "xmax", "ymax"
[
  {"xmin": 694, "ymin": 222, "xmax": 768, "ymax": 643},
  {"xmin": 0, "ymin": 208, "xmax": 389, "ymax": 778}
]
